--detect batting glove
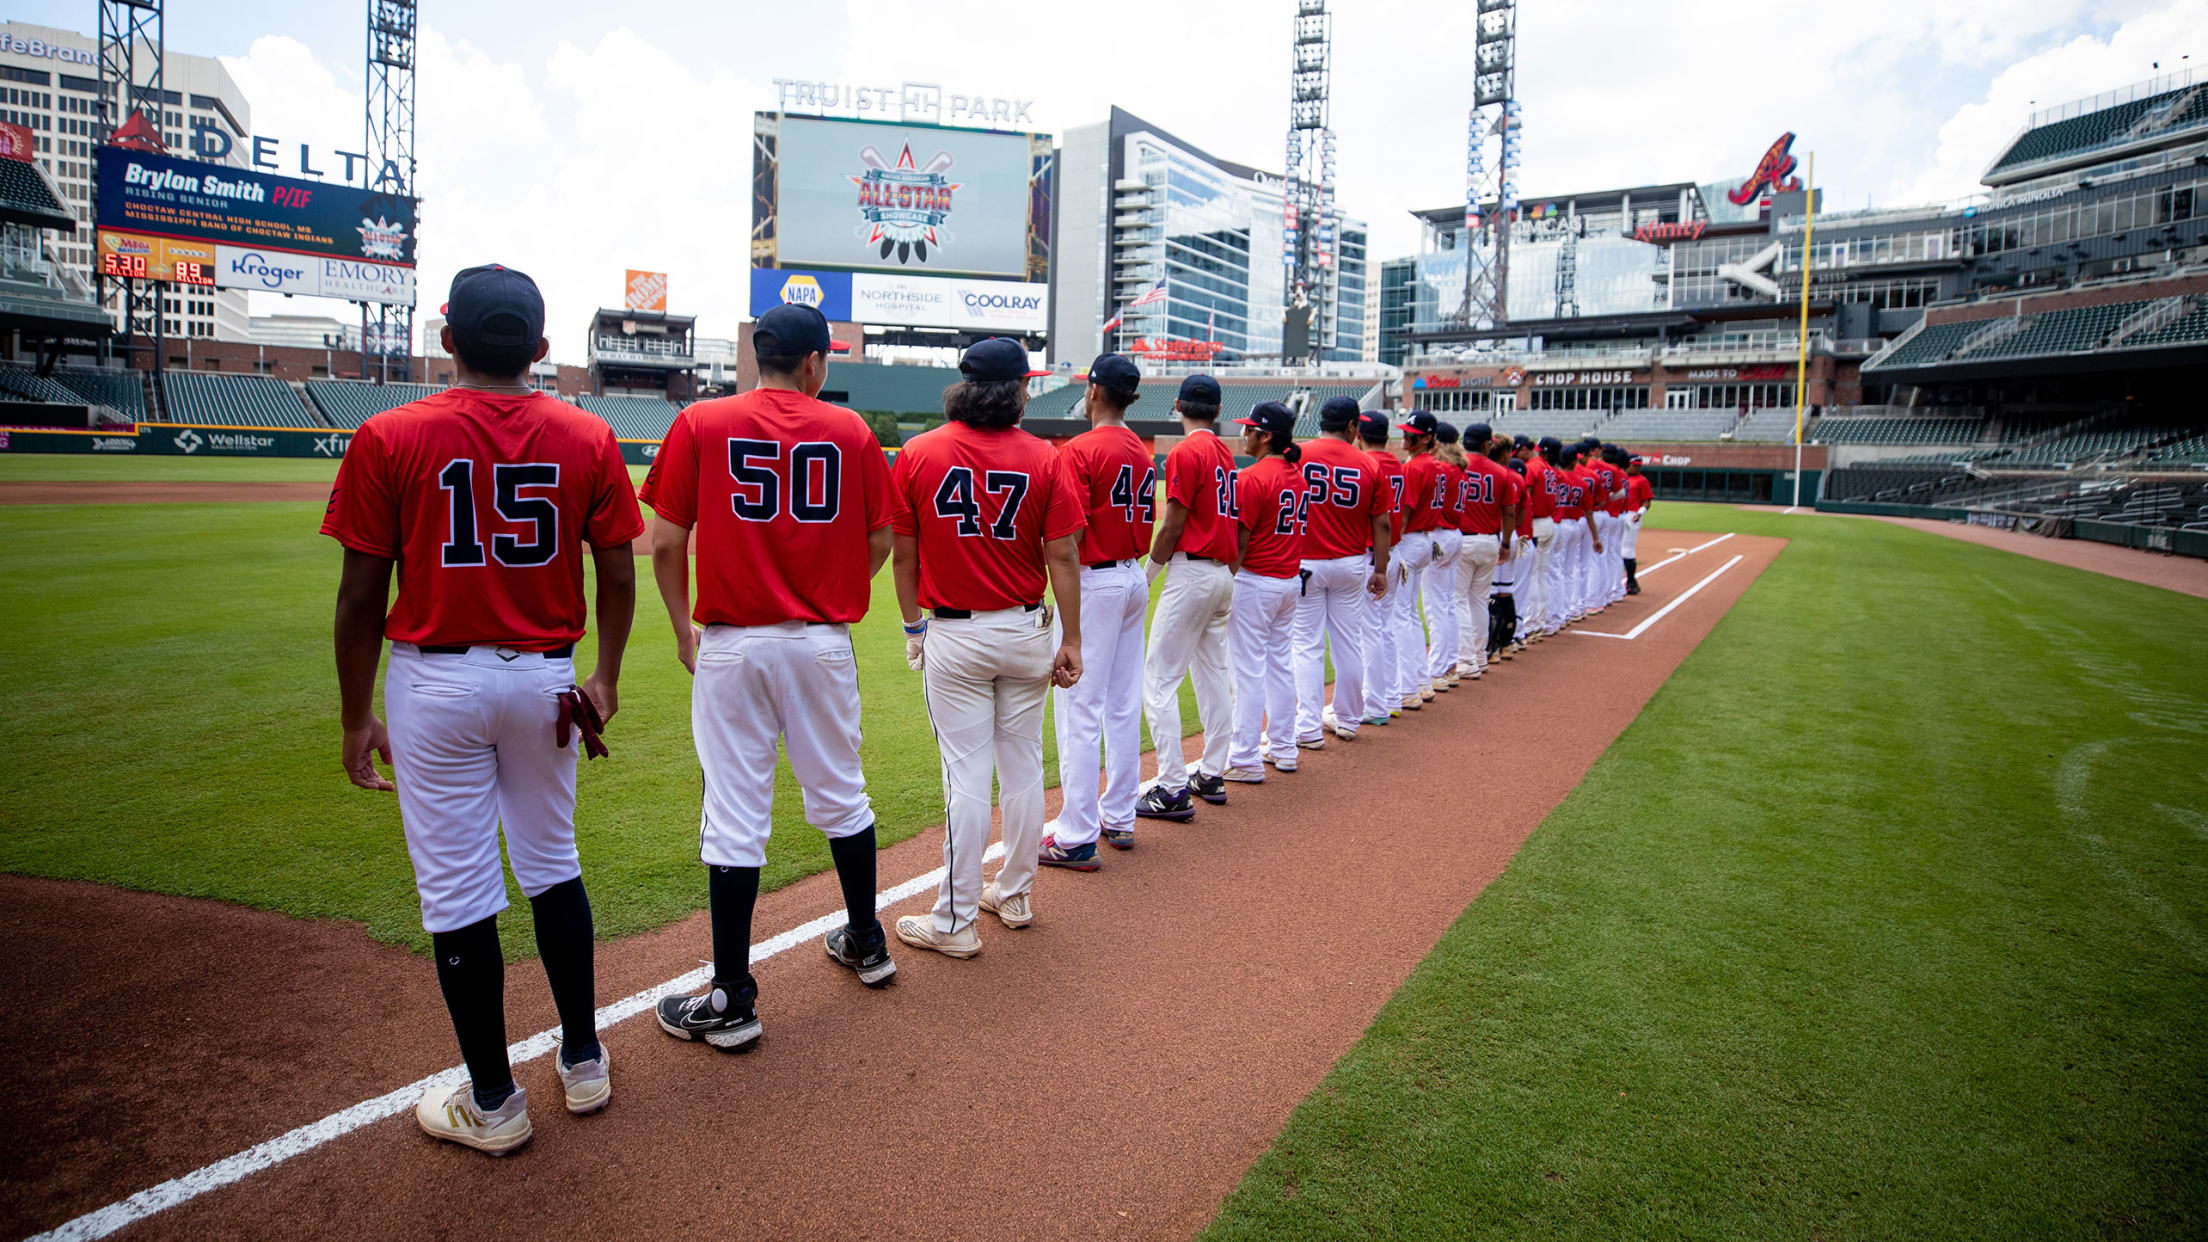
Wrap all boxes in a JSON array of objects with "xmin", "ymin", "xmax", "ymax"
[
  {"xmin": 903, "ymin": 619, "xmax": 927, "ymax": 671},
  {"xmin": 1146, "ymin": 557, "xmax": 1165, "ymax": 584}
]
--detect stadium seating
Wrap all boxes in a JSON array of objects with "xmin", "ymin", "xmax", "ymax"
[
  {"xmin": 1490, "ymin": 411, "xmax": 1604, "ymax": 441},
  {"xmin": 51, "ymin": 367, "xmax": 148, "ymax": 421},
  {"xmin": 2121, "ymin": 300, "xmax": 2208, "ymax": 348},
  {"xmin": 2147, "ymin": 431, "xmax": 2208, "ymax": 465},
  {"xmin": 0, "ymin": 365, "xmax": 89, "ymax": 405},
  {"xmin": 1871, "ymin": 320, "xmax": 1979, "ymax": 370},
  {"xmin": 1731, "ymin": 407, "xmax": 1814, "ymax": 443},
  {"xmin": 1597, "ymin": 409, "xmax": 1738, "ymax": 441},
  {"xmin": 306, "ymin": 381, "xmax": 442, "ymax": 429},
  {"xmin": 158, "ymin": 372, "xmax": 319, "ymax": 427},
  {"xmin": 1986, "ymin": 88, "xmax": 2186, "ymax": 172},
  {"xmin": 576, "ymin": 394, "xmax": 681, "ymax": 439},
  {"xmin": 1813, "ymin": 416, "xmax": 1984, "ymax": 445},
  {"xmin": 1955, "ymin": 301, "xmax": 2146, "ymax": 360}
]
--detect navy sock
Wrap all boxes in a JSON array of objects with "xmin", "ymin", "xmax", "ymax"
[
  {"xmin": 430, "ymin": 916, "xmax": 513, "ymax": 1111},
  {"xmin": 707, "ymin": 864, "xmax": 759, "ymax": 1006},
  {"xmin": 529, "ymin": 878, "xmax": 600, "ymax": 1067},
  {"xmin": 827, "ymin": 824, "xmax": 881, "ymax": 941}
]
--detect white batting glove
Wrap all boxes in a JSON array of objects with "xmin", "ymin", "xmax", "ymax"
[
  {"xmin": 903, "ymin": 619, "xmax": 926, "ymax": 671},
  {"xmin": 1146, "ymin": 557, "xmax": 1165, "ymax": 584}
]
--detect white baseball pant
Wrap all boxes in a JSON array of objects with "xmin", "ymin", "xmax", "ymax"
[
  {"xmin": 1051, "ymin": 561, "xmax": 1146, "ymax": 848},
  {"xmin": 1457, "ymin": 533, "xmax": 1501, "ymax": 673},
  {"xmin": 1605, "ymin": 513, "xmax": 1627, "ymax": 602},
  {"xmin": 1228, "ymin": 571, "xmax": 1300, "ymax": 771},
  {"xmin": 1293, "ymin": 553, "xmax": 1370, "ymax": 742},
  {"xmin": 693, "ymin": 622, "xmax": 875, "ymax": 869},
  {"xmin": 1452, "ymin": 534, "xmax": 1477, "ymax": 668},
  {"xmin": 1623, "ymin": 509, "xmax": 1644, "ymax": 559},
  {"xmin": 1527, "ymin": 517, "xmax": 1555, "ymax": 635},
  {"xmin": 1364, "ymin": 553, "xmax": 1404, "ymax": 722},
  {"xmin": 1425, "ymin": 528, "xmax": 1463, "ymax": 683},
  {"xmin": 921, "ymin": 606, "xmax": 1054, "ymax": 934},
  {"xmin": 385, "ymin": 643, "xmax": 579, "ymax": 934},
  {"xmin": 1562, "ymin": 518, "xmax": 1591, "ymax": 622},
  {"xmin": 1142, "ymin": 554, "xmax": 1234, "ymax": 793},
  {"xmin": 1387, "ymin": 532, "xmax": 1435, "ymax": 711}
]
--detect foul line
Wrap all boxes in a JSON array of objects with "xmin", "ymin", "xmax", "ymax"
[
  {"xmin": 1634, "ymin": 530, "xmax": 1735, "ymax": 580},
  {"xmin": 1573, "ymin": 553, "xmax": 1747, "ymax": 641},
  {"xmin": 27, "ymin": 842, "xmax": 1004, "ymax": 1242}
]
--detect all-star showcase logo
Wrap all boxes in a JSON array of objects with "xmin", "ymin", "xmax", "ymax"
[
  {"xmin": 357, "ymin": 215, "xmax": 409, "ymax": 260},
  {"xmin": 851, "ymin": 143, "xmax": 959, "ymax": 265}
]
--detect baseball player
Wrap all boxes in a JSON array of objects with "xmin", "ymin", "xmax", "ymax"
[
  {"xmin": 1224, "ymin": 401, "xmax": 1306, "ymax": 780},
  {"xmin": 1424, "ymin": 422, "xmax": 1466, "ymax": 692},
  {"xmin": 1548, "ymin": 441, "xmax": 1593, "ymax": 626},
  {"xmin": 1140, "ymin": 374, "xmax": 1238, "ymax": 817},
  {"xmin": 1579, "ymin": 439, "xmax": 1619, "ymax": 610},
  {"xmin": 1596, "ymin": 445, "xmax": 1630, "ymax": 606},
  {"xmin": 890, "ymin": 338, "xmax": 1085, "ymax": 958},
  {"xmin": 1521, "ymin": 436, "xmax": 1559, "ymax": 639},
  {"xmin": 1574, "ymin": 443, "xmax": 1609, "ymax": 616},
  {"xmin": 1623, "ymin": 455, "xmax": 1654, "ymax": 594},
  {"xmin": 1391, "ymin": 411, "xmax": 1444, "ymax": 710},
  {"xmin": 1357, "ymin": 410, "xmax": 1407, "ymax": 726},
  {"xmin": 1453, "ymin": 424, "xmax": 1518, "ymax": 679},
  {"xmin": 641, "ymin": 302, "xmax": 902, "ymax": 1058},
  {"xmin": 1295, "ymin": 397, "xmax": 1390, "ymax": 746},
  {"xmin": 325, "ymin": 264, "xmax": 641, "ymax": 1155},
  {"xmin": 1490, "ymin": 452, "xmax": 1531, "ymax": 658},
  {"xmin": 1043, "ymin": 353, "xmax": 1153, "ymax": 864}
]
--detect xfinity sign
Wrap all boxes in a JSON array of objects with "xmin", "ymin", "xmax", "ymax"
[{"xmin": 771, "ymin": 79, "xmax": 1034, "ymax": 129}]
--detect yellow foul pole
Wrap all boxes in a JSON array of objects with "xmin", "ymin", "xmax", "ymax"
[{"xmin": 1792, "ymin": 151, "xmax": 1816, "ymax": 509}]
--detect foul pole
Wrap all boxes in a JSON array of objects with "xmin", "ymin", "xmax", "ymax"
[{"xmin": 1791, "ymin": 150, "xmax": 1816, "ymax": 509}]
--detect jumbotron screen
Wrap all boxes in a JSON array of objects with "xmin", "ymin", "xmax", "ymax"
[{"xmin": 753, "ymin": 113, "xmax": 1051, "ymax": 283}]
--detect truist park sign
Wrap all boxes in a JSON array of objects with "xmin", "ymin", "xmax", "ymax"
[{"xmin": 772, "ymin": 79, "xmax": 1035, "ymax": 129}]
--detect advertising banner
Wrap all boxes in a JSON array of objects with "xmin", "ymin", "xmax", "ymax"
[
  {"xmin": 96, "ymin": 146, "xmax": 418, "ymax": 265},
  {"xmin": 97, "ymin": 231, "xmax": 218, "ymax": 284},
  {"xmin": 318, "ymin": 256, "xmax": 416, "ymax": 306},
  {"xmin": 215, "ymin": 245, "xmax": 318, "ymax": 295},
  {"xmin": 749, "ymin": 267, "xmax": 853, "ymax": 319},
  {"xmin": 624, "ymin": 270, "xmax": 668, "ymax": 312},
  {"xmin": 771, "ymin": 117, "xmax": 1033, "ymax": 278},
  {"xmin": 850, "ymin": 272, "xmax": 1048, "ymax": 332}
]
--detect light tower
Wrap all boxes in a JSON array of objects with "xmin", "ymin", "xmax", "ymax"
[
  {"xmin": 1283, "ymin": 0, "xmax": 1336, "ymax": 365},
  {"xmin": 96, "ymin": 0, "xmax": 164, "ymax": 361},
  {"xmin": 1459, "ymin": 0, "xmax": 1518, "ymax": 329},
  {"xmin": 364, "ymin": 0, "xmax": 417, "ymax": 382}
]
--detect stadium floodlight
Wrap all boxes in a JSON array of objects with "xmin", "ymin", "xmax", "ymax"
[
  {"xmin": 1283, "ymin": 0, "xmax": 1336, "ymax": 364},
  {"xmin": 364, "ymin": 0, "xmax": 418, "ymax": 382},
  {"xmin": 97, "ymin": 0, "xmax": 165, "ymax": 364}
]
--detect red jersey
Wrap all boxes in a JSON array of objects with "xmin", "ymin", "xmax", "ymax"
[
  {"xmin": 1514, "ymin": 467, "xmax": 1535, "ymax": 538},
  {"xmin": 639, "ymin": 387, "xmax": 898, "ymax": 627},
  {"xmin": 1438, "ymin": 460, "xmax": 1468, "ymax": 531},
  {"xmin": 1368, "ymin": 448, "xmax": 1407, "ymax": 544},
  {"xmin": 1457, "ymin": 454, "xmax": 1520, "ymax": 536},
  {"xmin": 1296, "ymin": 436, "xmax": 1382, "ymax": 560},
  {"xmin": 1235, "ymin": 454, "xmax": 1307, "ymax": 578},
  {"xmin": 1162, "ymin": 428, "xmax": 1240, "ymax": 561},
  {"xmin": 1627, "ymin": 474, "xmax": 1654, "ymax": 510},
  {"xmin": 1592, "ymin": 461, "xmax": 1627, "ymax": 516},
  {"xmin": 1553, "ymin": 464, "xmax": 1588, "ymax": 521},
  {"xmin": 1401, "ymin": 453, "xmax": 1447, "ymax": 534},
  {"xmin": 321, "ymin": 389, "xmax": 644, "ymax": 650},
  {"xmin": 889, "ymin": 420, "xmax": 1085, "ymax": 612},
  {"xmin": 1058, "ymin": 424, "xmax": 1156, "ymax": 564},
  {"xmin": 1523, "ymin": 455, "xmax": 1558, "ymax": 519}
]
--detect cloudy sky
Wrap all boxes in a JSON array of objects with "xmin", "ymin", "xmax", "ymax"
[{"xmin": 19, "ymin": 0, "xmax": 2203, "ymax": 360}]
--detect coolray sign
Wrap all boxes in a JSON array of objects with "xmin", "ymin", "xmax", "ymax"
[
  {"xmin": 1728, "ymin": 132, "xmax": 1804, "ymax": 207},
  {"xmin": 771, "ymin": 80, "xmax": 1033, "ymax": 129},
  {"xmin": 1631, "ymin": 220, "xmax": 1706, "ymax": 243},
  {"xmin": 851, "ymin": 273, "xmax": 1048, "ymax": 332}
]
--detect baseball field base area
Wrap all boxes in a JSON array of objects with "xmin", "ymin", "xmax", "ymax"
[{"xmin": 2, "ymin": 457, "xmax": 2203, "ymax": 1241}]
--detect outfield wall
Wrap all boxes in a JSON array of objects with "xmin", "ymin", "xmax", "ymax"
[
  {"xmin": 0, "ymin": 423, "xmax": 672, "ymax": 467},
  {"xmin": 1817, "ymin": 499, "xmax": 2208, "ymax": 560}
]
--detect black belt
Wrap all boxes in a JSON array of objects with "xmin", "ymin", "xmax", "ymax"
[
  {"xmin": 932, "ymin": 603, "xmax": 1041, "ymax": 620},
  {"xmin": 1183, "ymin": 554, "xmax": 1216, "ymax": 563},
  {"xmin": 1083, "ymin": 559, "xmax": 1135, "ymax": 570},
  {"xmin": 417, "ymin": 643, "xmax": 575, "ymax": 657}
]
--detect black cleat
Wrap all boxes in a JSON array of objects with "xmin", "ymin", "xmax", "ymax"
[
  {"xmin": 1190, "ymin": 771, "xmax": 1228, "ymax": 805},
  {"xmin": 1134, "ymin": 784, "xmax": 1196, "ymax": 822},
  {"xmin": 825, "ymin": 923, "xmax": 898, "ymax": 988},
  {"xmin": 656, "ymin": 984, "xmax": 762, "ymax": 1052}
]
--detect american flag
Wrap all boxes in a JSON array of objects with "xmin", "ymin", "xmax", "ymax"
[{"xmin": 1128, "ymin": 283, "xmax": 1168, "ymax": 308}]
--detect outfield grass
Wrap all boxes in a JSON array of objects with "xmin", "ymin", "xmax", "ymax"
[
  {"xmin": 1202, "ymin": 506, "xmax": 2208, "ymax": 1240},
  {"xmin": 0, "ymin": 486, "xmax": 1201, "ymax": 958},
  {"xmin": 0, "ymin": 455, "xmax": 343, "ymax": 483}
]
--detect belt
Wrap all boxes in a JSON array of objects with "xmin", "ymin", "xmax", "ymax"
[
  {"xmin": 1083, "ymin": 558, "xmax": 1137, "ymax": 571},
  {"xmin": 417, "ymin": 643, "xmax": 575, "ymax": 658},
  {"xmin": 1182, "ymin": 554, "xmax": 1216, "ymax": 563},
  {"xmin": 932, "ymin": 603, "xmax": 1041, "ymax": 620}
]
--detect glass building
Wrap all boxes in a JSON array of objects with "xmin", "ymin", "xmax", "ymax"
[{"xmin": 1051, "ymin": 107, "xmax": 1367, "ymax": 368}]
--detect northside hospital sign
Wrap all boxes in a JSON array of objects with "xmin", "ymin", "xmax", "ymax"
[{"xmin": 772, "ymin": 79, "xmax": 1035, "ymax": 128}]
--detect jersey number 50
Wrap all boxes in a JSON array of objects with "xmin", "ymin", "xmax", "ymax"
[{"xmin": 729, "ymin": 439, "xmax": 842, "ymax": 523}]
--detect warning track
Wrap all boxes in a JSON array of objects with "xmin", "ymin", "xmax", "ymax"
[{"xmin": 3, "ymin": 532, "xmax": 1782, "ymax": 1242}]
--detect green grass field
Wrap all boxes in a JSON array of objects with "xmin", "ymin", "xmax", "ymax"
[
  {"xmin": 0, "ymin": 466, "xmax": 1198, "ymax": 958},
  {"xmin": 1202, "ymin": 505, "xmax": 2208, "ymax": 1240}
]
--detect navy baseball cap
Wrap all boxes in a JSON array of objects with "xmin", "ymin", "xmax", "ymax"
[
  {"xmin": 960, "ymin": 337, "xmax": 1049, "ymax": 382},
  {"xmin": 1507, "ymin": 457, "xmax": 1527, "ymax": 475},
  {"xmin": 1318, "ymin": 396, "xmax": 1363, "ymax": 431},
  {"xmin": 1513, "ymin": 434, "xmax": 1535, "ymax": 449},
  {"xmin": 443, "ymin": 264, "xmax": 544, "ymax": 354},
  {"xmin": 1538, "ymin": 436, "xmax": 1562, "ymax": 453},
  {"xmin": 1435, "ymin": 422, "xmax": 1461, "ymax": 444},
  {"xmin": 1088, "ymin": 353, "xmax": 1142, "ymax": 399},
  {"xmin": 1236, "ymin": 400, "xmax": 1296, "ymax": 443},
  {"xmin": 1177, "ymin": 374, "xmax": 1222, "ymax": 405},
  {"xmin": 1356, "ymin": 410, "xmax": 1392, "ymax": 440},
  {"xmin": 753, "ymin": 302, "xmax": 833, "ymax": 359},
  {"xmin": 1465, "ymin": 421, "xmax": 1494, "ymax": 444},
  {"xmin": 1397, "ymin": 409, "xmax": 1439, "ymax": 436}
]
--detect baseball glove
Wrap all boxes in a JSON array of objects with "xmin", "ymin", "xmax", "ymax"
[{"xmin": 556, "ymin": 687, "xmax": 610, "ymax": 760}]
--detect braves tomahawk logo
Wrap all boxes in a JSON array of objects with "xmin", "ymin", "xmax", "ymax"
[
  {"xmin": 1727, "ymin": 132, "xmax": 1804, "ymax": 207},
  {"xmin": 851, "ymin": 143, "xmax": 960, "ymax": 266}
]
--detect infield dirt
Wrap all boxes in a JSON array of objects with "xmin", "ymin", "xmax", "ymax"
[{"xmin": 3, "ymin": 532, "xmax": 1781, "ymax": 1242}]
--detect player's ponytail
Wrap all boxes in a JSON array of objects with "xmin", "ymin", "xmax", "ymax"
[{"xmin": 1279, "ymin": 439, "xmax": 1302, "ymax": 464}]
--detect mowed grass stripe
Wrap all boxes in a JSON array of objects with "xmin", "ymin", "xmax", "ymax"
[
  {"xmin": 0, "ymin": 496, "xmax": 1206, "ymax": 959},
  {"xmin": 1202, "ymin": 507, "xmax": 2208, "ymax": 1241}
]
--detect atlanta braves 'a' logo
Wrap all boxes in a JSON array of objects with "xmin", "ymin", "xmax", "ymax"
[
  {"xmin": 850, "ymin": 143, "xmax": 961, "ymax": 265},
  {"xmin": 1728, "ymin": 132, "xmax": 1803, "ymax": 206}
]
